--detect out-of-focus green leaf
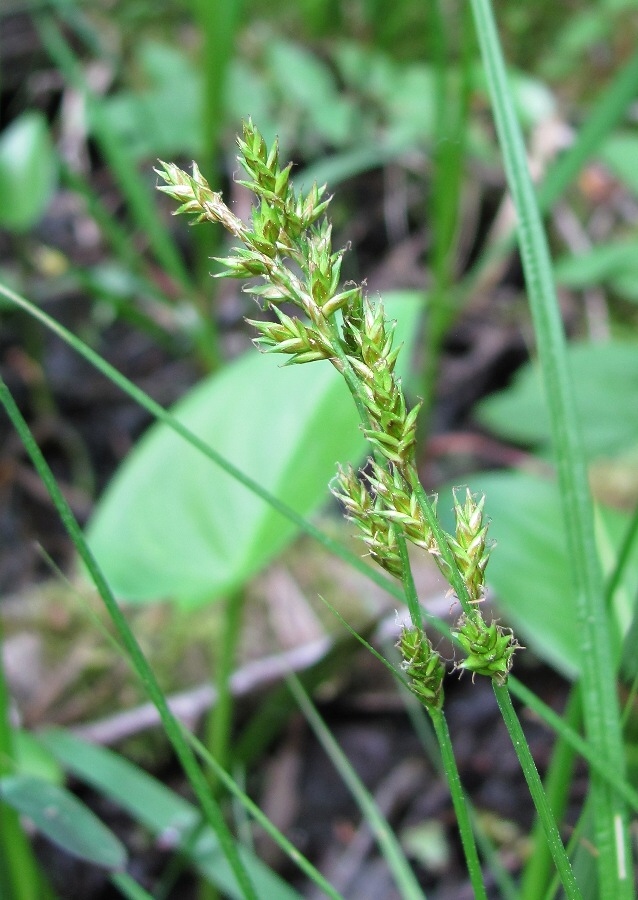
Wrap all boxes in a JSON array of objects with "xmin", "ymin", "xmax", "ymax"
[
  {"xmin": 86, "ymin": 292, "xmax": 422, "ymax": 607},
  {"xmin": 554, "ymin": 239, "xmax": 638, "ymax": 303},
  {"xmin": 554, "ymin": 240, "xmax": 638, "ymax": 288},
  {"xmin": 0, "ymin": 775, "xmax": 126, "ymax": 870},
  {"xmin": 0, "ymin": 112, "xmax": 58, "ymax": 233},
  {"xmin": 475, "ymin": 341, "xmax": 638, "ymax": 461},
  {"xmin": 41, "ymin": 729, "xmax": 303, "ymax": 900},
  {"xmin": 599, "ymin": 131, "xmax": 638, "ymax": 196},
  {"xmin": 12, "ymin": 730, "xmax": 63, "ymax": 786},
  {"xmin": 441, "ymin": 471, "xmax": 638, "ymax": 678},
  {"xmin": 266, "ymin": 40, "xmax": 356, "ymax": 147},
  {"xmin": 101, "ymin": 41, "xmax": 202, "ymax": 160}
]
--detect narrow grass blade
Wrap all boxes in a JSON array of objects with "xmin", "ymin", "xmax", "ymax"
[
  {"xmin": 185, "ymin": 731, "xmax": 347, "ymax": 900},
  {"xmin": 0, "ymin": 379, "xmax": 258, "ymax": 900},
  {"xmin": 469, "ymin": 1, "xmax": 633, "ymax": 894},
  {"xmin": 508, "ymin": 676, "xmax": 638, "ymax": 814},
  {"xmin": 519, "ymin": 688, "xmax": 581, "ymax": 900},
  {"xmin": 422, "ymin": 0, "xmax": 472, "ymax": 420},
  {"xmin": 287, "ymin": 674, "xmax": 426, "ymax": 900},
  {"xmin": 459, "ymin": 45, "xmax": 638, "ymax": 320},
  {"xmin": 42, "ymin": 729, "xmax": 305, "ymax": 900},
  {"xmin": 111, "ymin": 873, "xmax": 156, "ymax": 900},
  {"xmin": 0, "ymin": 633, "xmax": 49, "ymax": 900},
  {"xmin": 538, "ymin": 48, "xmax": 638, "ymax": 210}
]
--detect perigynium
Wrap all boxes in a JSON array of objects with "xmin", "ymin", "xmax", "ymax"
[{"xmin": 155, "ymin": 119, "xmax": 520, "ymax": 705}]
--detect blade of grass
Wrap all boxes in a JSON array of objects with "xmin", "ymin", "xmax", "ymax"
[
  {"xmin": 508, "ymin": 676, "xmax": 638, "ymax": 813},
  {"xmin": 185, "ymin": 730, "xmax": 347, "ymax": 900},
  {"xmin": 42, "ymin": 729, "xmax": 301, "ymax": 900},
  {"xmin": 0, "ymin": 626, "xmax": 51, "ymax": 900},
  {"xmin": 0, "ymin": 379, "xmax": 258, "ymax": 900},
  {"xmin": 190, "ymin": 0, "xmax": 242, "ymax": 290},
  {"xmin": 421, "ymin": 0, "xmax": 472, "ymax": 424},
  {"xmin": 111, "ymin": 873, "xmax": 157, "ymax": 900},
  {"xmin": 397, "ymin": 531, "xmax": 486, "ymax": 897},
  {"xmin": 522, "ymin": 499, "xmax": 638, "ymax": 898},
  {"xmin": 537, "ymin": 47, "xmax": 638, "ymax": 211},
  {"xmin": 519, "ymin": 687, "xmax": 582, "ymax": 900},
  {"xmin": 287, "ymin": 674, "xmax": 426, "ymax": 900},
  {"xmin": 469, "ymin": 1, "xmax": 633, "ymax": 895},
  {"xmin": 205, "ymin": 589, "xmax": 245, "ymax": 791},
  {"xmin": 450, "ymin": 45, "xmax": 638, "ymax": 330}
]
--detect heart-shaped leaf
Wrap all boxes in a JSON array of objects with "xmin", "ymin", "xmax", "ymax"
[{"xmin": 86, "ymin": 292, "xmax": 422, "ymax": 607}]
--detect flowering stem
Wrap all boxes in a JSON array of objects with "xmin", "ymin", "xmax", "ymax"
[
  {"xmin": 406, "ymin": 467, "xmax": 478, "ymax": 621},
  {"xmin": 396, "ymin": 532, "xmax": 423, "ymax": 631},
  {"xmin": 429, "ymin": 708, "xmax": 488, "ymax": 900},
  {"xmin": 493, "ymin": 684, "xmax": 583, "ymax": 900}
]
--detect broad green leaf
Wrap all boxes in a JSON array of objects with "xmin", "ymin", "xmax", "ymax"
[
  {"xmin": 86, "ymin": 292, "xmax": 422, "ymax": 607},
  {"xmin": 0, "ymin": 775, "xmax": 126, "ymax": 870},
  {"xmin": 475, "ymin": 341, "xmax": 638, "ymax": 461},
  {"xmin": 40, "ymin": 730, "xmax": 303, "ymax": 900},
  {"xmin": 101, "ymin": 41, "xmax": 202, "ymax": 160},
  {"xmin": 0, "ymin": 112, "xmax": 58, "ymax": 233},
  {"xmin": 266, "ymin": 40, "xmax": 355, "ymax": 147},
  {"xmin": 441, "ymin": 471, "xmax": 638, "ymax": 678}
]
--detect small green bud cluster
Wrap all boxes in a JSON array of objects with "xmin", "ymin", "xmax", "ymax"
[
  {"xmin": 397, "ymin": 626, "xmax": 445, "ymax": 708},
  {"xmin": 451, "ymin": 615, "xmax": 519, "ymax": 686},
  {"xmin": 156, "ymin": 120, "xmax": 521, "ymax": 695}
]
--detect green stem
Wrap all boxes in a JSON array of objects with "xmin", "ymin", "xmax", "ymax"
[
  {"xmin": 288, "ymin": 675, "xmax": 426, "ymax": 900},
  {"xmin": 469, "ymin": 0, "xmax": 632, "ymax": 894},
  {"xmin": 200, "ymin": 589, "xmax": 245, "ymax": 900},
  {"xmin": 0, "ymin": 623, "xmax": 54, "ymax": 900},
  {"xmin": 429, "ymin": 708, "xmax": 488, "ymax": 900},
  {"xmin": 186, "ymin": 729, "xmax": 347, "ymax": 900},
  {"xmin": 206, "ymin": 589, "xmax": 245, "ymax": 787},
  {"xmin": 0, "ymin": 378, "xmax": 257, "ymax": 900},
  {"xmin": 493, "ymin": 684, "xmax": 583, "ymax": 900},
  {"xmin": 406, "ymin": 467, "xmax": 477, "ymax": 620},
  {"xmin": 397, "ymin": 532, "xmax": 423, "ymax": 630},
  {"xmin": 520, "ymin": 687, "xmax": 582, "ymax": 900},
  {"xmin": 325, "ymin": 319, "xmax": 377, "ymax": 430}
]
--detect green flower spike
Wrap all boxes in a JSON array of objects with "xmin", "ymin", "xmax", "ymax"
[
  {"xmin": 448, "ymin": 488, "xmax": 493, "ymax": 605},
  {"xmin": 330, "ymin": 466, "xmax": 403, "ymax": 578},
  {"xmin": 398, "ymin": 626, "xmax": 445, "ymax": 709},
  {"xmin": 452, "ymin": 615, "xmax": 519, "ymax": 686}
]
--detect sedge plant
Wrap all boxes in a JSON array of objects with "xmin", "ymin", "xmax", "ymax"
[{"xmin": 156, "ymin": 118, "xmax": 583, "ymax": 899}]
